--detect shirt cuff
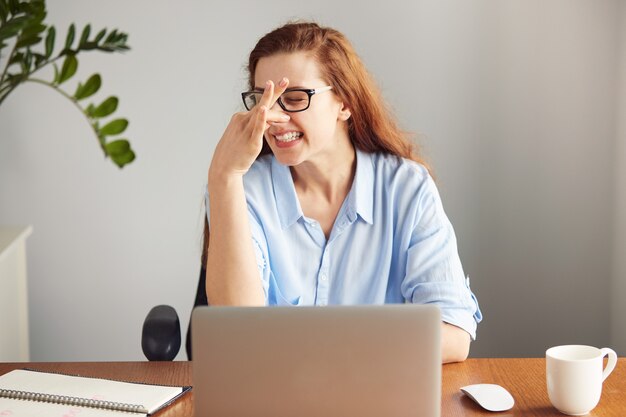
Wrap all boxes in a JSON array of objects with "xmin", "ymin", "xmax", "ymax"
[{"xmin": 410, "ymin": 277, "xmax": 482, "ymax": 340}]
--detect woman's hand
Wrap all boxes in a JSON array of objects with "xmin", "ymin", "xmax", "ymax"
[
  {"xmin": 205, "ymin": 79, "xmax": 289, "ymax": 306},
  {"xmin": 209, "ymin": 78, "xmax": 290, "ymax": 181}
]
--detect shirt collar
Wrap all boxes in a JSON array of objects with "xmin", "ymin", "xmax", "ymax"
[
  {"xmin": 352, "ymin": 148, "xmax": 374, "ymax": 224},
  {"xmin": 271, "ymin": 157, "xmax": 303, "ymax": 229},
  {"xmin": 270, "ymin": 148, "xmax": 375, "ymax": 229}
]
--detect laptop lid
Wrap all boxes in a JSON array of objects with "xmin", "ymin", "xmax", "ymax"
[{"xmin": 191, "ymin": 305, "xmax": 441, "ymax": 417}]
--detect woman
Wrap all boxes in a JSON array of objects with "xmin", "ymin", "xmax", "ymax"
[{"xmin": 204, "ymin": 21, "xmax": 482, "ymax": 363}]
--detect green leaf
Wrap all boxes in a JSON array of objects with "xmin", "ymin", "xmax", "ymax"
[
  {"xmin": 98, "ymin": 29, "xmax": 130, "ymax": 52},
  {"xmin": 6, "ymin": 72, "xmax": 26, "ymax": 84},
  {"xmin": 104, "ymin": 138, "xmax": 130, "ymax": 155},
  {"xmin": 85, "ymin": 103, "xmax": 96, "ymax": 115},
  {"xmin": 52, "ymin": 62, "xmax": 59, "ymax": 83},
  {"xmin": 80, "ymin": 41, "xmax": 97, "ymax": 50},
  {"xmin": 94, "ymin": 28, "xmax": 105, "ymax": 43},
  {"xmin": 21, "ymin": 0, "xmax": 45, "ymax": 18},
  {"xmin": 32, "ymin": 52, "xmax": 45, "ymax": 67},
  {"xmin": 79, "ymin": 23, "xmax": 90, "ymax": 47},
  {"xmin": 0, "ymin": 2, "xmax": 8, "ymax": 22},
  {"xmin": 8, "ymin": 0, "xmax": 19, "ymax": 15},
  {"xmin": 104, "ymin": 29, "xmax": 118, "ymax": 43},
  {"xmin": 57, "ymin": 53, "xmax": 77, "ymax": 84},
  {"xmin": 99, "ymin": 118, "xmax": 128, "ymax": 136},
  {"xmin": 8, "ymin": 51, "xmax": 23, "ymax": 65},
  {"xmin": 64, "ymin": 23, "xmax": 75, "ymax": 50},
  {"xmin": 15, "ymin": 34, "xmax": 41, "ymax": 48},
  {"xmin": 22, "ymin": 49, "xmax": 32, "ymax": 72},
  {"xmin": 111, "ymin": 151, "xmax": 135, "ymax": 168},
  {"xmin": 106, "ymin": 140, "xmax": 135, "ymax": 168},
  {"xmin": 44, "ymin": 25, "xmax": 55, "ymax": 58},
  {"xmin": 74, "ymin": 73, "xmax": 101, "ymax": 100},
  {"xmin": 90, "ymin": 96, "xmax": 118, "ymax": 118},
  {"xmin": 19, "ymin": 22, "xmax": 46, "ymax": 38},
  {"xmin": 0, "ymin": 16, "xmax": 29, "ymax": 41}
]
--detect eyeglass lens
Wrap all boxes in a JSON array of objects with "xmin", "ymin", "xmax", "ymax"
[{"xmin": 244, "ymin": 90, "xmax": 310, "ymax": 112}]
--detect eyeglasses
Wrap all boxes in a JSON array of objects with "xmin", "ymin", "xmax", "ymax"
[{"xmin": 241, "ymin": 86, "xmax": 333, "ymax": 113}]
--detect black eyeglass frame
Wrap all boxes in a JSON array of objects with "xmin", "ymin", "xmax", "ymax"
[{"xmin": 241, "ymin": 86, "xmax": 333, "ymax": 113}]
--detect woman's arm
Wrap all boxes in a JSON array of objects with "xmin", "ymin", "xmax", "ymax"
[
  {"xmin": 205, "ymin": 79, "xmax": 289, "ymax": 305},
  {"xmin": 441, "ymin": 322, "xmax": 471, "ymax": 363},
  {"xmin": 399, "ymin": 172, "xmax": 480, "ymax": 363},
  {"xmin": 205, "ymin": 174, "xmax": 265, "ymax": 305}
]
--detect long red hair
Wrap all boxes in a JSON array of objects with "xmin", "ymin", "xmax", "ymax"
[
  {"xmin": 202, "ymin": 21, "xmax": 429, "ymax": 266},
  {"xmin": 249, "ymin": 21, "xmax": 428, "ymax": 166}
]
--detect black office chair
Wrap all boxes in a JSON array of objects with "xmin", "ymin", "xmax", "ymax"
[{"xmin": 141, "ymin": 265, "xmax": 207, "ymax": 361}]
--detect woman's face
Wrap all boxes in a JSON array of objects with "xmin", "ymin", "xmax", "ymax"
[{"xmin": 254, "ymin": 52, "xmax": 352, "ymax": 168}]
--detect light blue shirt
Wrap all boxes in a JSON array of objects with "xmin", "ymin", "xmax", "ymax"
[{"xmin": 206, "ymin": 149, "xmax": 482, "ymax": 339}]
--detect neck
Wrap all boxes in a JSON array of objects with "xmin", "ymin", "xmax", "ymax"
[{"xmin": 290, "ymin": 142, "xmax": 356, "ymax": 204}]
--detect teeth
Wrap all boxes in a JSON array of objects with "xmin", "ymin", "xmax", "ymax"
[{"xmin": 275, "ymin": 132, "xmax": 303, "ymax": 142}]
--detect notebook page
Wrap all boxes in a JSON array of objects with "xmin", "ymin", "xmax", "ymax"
[
  {"xmin": 0, "ymin": 370, "xmax": 183, "ymax": 414},
  {"xmin": 0, "ymin": 397, "xmax": 142, "ymax": 417}
]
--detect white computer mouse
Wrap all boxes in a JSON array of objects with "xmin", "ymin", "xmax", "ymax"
[{"xmin": 460, "ymin": 383, "xmax": 515, "ymax": 412}]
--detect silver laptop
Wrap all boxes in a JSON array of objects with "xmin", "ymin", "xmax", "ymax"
[{"xmin": 191, "ymin": 305, "xmax": 441, "ymax": 417}]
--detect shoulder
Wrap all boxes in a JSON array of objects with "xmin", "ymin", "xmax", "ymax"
[
  {"xmin": 245, "ymin": 154, "xmax": 274, "ymax": 180},
  {"xmin": 368, "ymin": 152, "xmax": 444, "ymax": 227},
  {"xmin": 242, "ymin": 154, "xmax": 274, "ymax": 190},
  {"xmin": 369, "ymin": 152, "xmax": 432, "ymax": 193}
]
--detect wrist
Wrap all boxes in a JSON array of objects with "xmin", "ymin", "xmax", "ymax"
[{"xmin": 208, "ymin": 168, "xmax": 245, "ymax": 191}]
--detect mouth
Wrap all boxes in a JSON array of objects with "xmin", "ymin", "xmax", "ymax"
[
  {"xmin": 273, "ymin": 131, "xmax": 303, "ymax": 143},
  {"xmin": 271, "ymin": 131, "xmax": 304, "ymax": 149}
]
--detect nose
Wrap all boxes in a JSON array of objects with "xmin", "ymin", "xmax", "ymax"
[
  {"xmin": 269, "ymin": 100, "xmax": 290, "ymax": 119},
  {"xmin": 269, "ymin": 100, "xmax": 280, "ymax": 111},
  {"xmin": 269, "ymin": 97, "xmax": 284, "ymax": 112}
]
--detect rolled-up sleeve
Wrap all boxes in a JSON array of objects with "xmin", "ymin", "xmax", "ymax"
[
  {"xmin": 205, "ymin": 185, "xmax": 302, "ymax": 307},
  {"xmin": 247, "ymin": 204, "xmax": 302, "ymax": 306},
  {"xmin": 400, "ymin": 178, "xmax": 482, "ymax": 339}
]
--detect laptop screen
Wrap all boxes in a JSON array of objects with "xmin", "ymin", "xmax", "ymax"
[{"xmin": 192, "ymin": 305, "xmax": 441, "ymax": 417}]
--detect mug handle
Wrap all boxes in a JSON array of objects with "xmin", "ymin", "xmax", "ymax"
[{"xmin": 600, "ymin": 348, "xmax": 617, "ymax": 382}]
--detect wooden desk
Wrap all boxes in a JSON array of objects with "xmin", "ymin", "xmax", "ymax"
[{"xmin": 1, "ymin": 359, "xmax": 624, "ymax": 416}]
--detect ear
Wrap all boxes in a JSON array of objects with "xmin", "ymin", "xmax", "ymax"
[{"xmin": 338, "ymin": 102, "xmax": 351, "ymax": 121}]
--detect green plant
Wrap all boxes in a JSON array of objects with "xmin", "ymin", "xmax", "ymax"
[{"xmin": 0, "ymin": 0, "xmax": 135, "ymax": 168}]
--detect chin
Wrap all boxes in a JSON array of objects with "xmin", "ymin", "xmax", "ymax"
[
  {"xmin": 273, "ymin": 153, "xmax": 305, "ymax": 167},
  {"xmin": 266, "ymin": 142, "xmax": 305, "ymax": 166}
]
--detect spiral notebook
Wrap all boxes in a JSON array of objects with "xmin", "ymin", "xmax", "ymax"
[{"xmin": 0, "ymin": 369, "xmax": 191, "ymax": 416}]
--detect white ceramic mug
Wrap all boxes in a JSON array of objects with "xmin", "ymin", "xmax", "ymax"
[{"xmin": 546, "ymin": 345, "xmax": 617, "ymax": 415}]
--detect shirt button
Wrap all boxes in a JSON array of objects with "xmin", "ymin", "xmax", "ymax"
[{"xmin": 320, "ymin": 273, "xmax": 328, "ymax": 281}]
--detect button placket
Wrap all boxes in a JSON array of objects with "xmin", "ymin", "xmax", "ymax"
[
  {"xmin": 303, "ymin": 218, "xmax": 325, "ymax": 248},
  {"xmin": 315, "ymin": 245, "xmax": 331, "ymax": 306}
]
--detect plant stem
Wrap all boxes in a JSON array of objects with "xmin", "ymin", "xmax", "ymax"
[
  {"xmin": 0, "ymin": 82, "xmax": 15, "ymax": 96},
  {"xmin": 0, "ymin": 54, "xmax": 62, "ymax": 106},
  {"xmin": 25, "ymin": 77, "xmax": 106, "ymax": 154},
  {"xmin": 0, "ymin": 84, "xmax": 18, "ymax": 106},
  {"xmin": 0, "ymin": 42, "xmax": 19, "ymax": 86},
  {"xmin": 30, "ymin": 54, "xmax": 62, "ymax": 77}
]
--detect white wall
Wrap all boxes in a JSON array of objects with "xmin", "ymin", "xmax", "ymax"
[
  {"xmin": 612, "ymin": 0, "xmax": 626, "ymax": 354},
  {"xmin": 465, "ymin": 1, "xmax": 619, "ymax": 356},
  {"xmin": 0, "ymin": 0, "xmax": 623, "ymax": 360}
]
